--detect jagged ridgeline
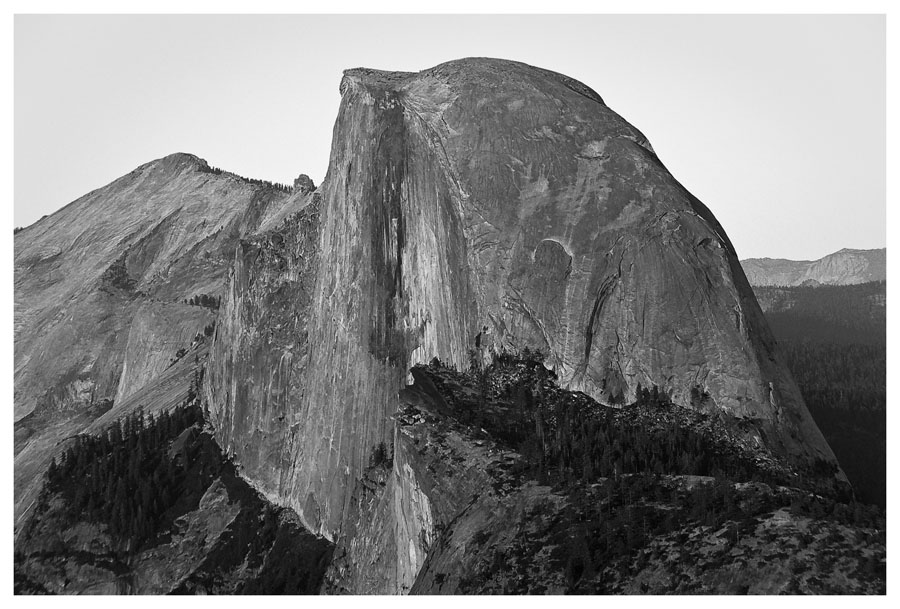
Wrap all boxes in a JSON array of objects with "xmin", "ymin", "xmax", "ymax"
[{"xmin": 14, "ymin": 58, "xmax": 885, "ymax": 594}]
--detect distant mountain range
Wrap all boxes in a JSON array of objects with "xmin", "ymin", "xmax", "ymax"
[{"xmin": 740, "ymin": 248, "xmax": 885, "ymax": 287}]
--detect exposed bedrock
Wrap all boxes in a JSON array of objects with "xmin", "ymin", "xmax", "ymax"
[
  {"xmin": 13, "ymin": 153, "xmax": 303, "ymax": 534},
  {"xmin": 114, "ymin": 302, "xmax": 216, "ymax": 405},
  {"xmin": 204, "ymin": 58, "xmax": 840, "ymax": 552},
  {"xmin": 204, "ymin": 197, "xmax": 322, "ymax": 507}
]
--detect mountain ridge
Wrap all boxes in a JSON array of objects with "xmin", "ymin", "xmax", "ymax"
[
  {"xmin": 15, "ymin": 57, "xmax": 870, "ymax": 594},
  {"xmin": 203, "ymin": 57, "xmax": 841, "ymax": 553},
  {"xmin": 740, "ymin": 248, "xmax": 885, "ymax": 287},
  {"xmin": 13, "ymin": 153, "xmax": 312, "ymax": 533}
]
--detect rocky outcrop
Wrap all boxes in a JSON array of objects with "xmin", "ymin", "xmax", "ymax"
[
  {"xmin": 203, "ymin": 58, "xmax": 839, "ymax": 547},
  {"xmin": 16, "ymin": 58, "xmax": 857, "ymax": 595},
  {"xmin": 741, "ymin": 248, "xmax": 886, "ymax": 287},
  {"xmin": 203, "ymin": 194, "xmax": 320, "ymax": 506},
  {"xmin": 13, "ymin": 153, "xmax": 302, "ymax": 532},
  {"xmin": 294, "ymin": 174, "xmax": 316, "ymax": 194},
  {"xmin": 324, "ymin": 369, "xmax": 513, "ymax": 593}
]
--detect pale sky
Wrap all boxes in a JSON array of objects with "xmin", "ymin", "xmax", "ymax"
[{"xmin": 14, "ymin": 14, "xmax": 885, "ymax": 260}]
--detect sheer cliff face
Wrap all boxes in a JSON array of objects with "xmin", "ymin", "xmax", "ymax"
[
  {"xmin": 203, "ymin": 195, "xmax": 321, "ymax": 505},
  {"xmin": 204, "ymin": 58, "xmax": 838, "ymax": 541}
]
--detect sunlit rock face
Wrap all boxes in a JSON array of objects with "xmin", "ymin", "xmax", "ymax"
[
  {"xmin": 14, "ymin": 153, "xmax": 295, "ymax": 423},
  {"xmin": 13, "ymin": 153, "xmax": 298, "ymax": 531},
  {"xmin": 204, "ymin": 58, "xmax": 838, "ymax": 547},
  {"xmin": 203, "ymin": 194, "xmax": 321, "ymax": 506}
]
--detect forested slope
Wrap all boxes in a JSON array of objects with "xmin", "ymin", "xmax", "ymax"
[{"xmin": 753, "ymin": 282, "xmax": 885, "ymax": 507}]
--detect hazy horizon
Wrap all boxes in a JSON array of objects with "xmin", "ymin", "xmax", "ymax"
[{"xmin": 15, "ymin": 14, "xmax": 886, "ymax": 260}]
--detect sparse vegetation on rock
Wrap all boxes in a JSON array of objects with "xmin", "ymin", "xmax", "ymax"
[
  {"xmin": 14, "ymin": 58, "xmax": 883, "ymax": 595},
  {"xmin": 183, "ymin": 293, "xmax": 221, "ymax": 310},
  {"xmin": 392, "ymin": 353, "xmax": 885, "ymax": 594},
  {"xmin": 198, "ymin": 163, "xmax": 294, "ymax": 193}
]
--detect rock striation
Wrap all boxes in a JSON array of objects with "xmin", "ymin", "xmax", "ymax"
[
  {"xmin": 15, "ymin": 58, "xmax": 853, "ymax": 595},
  {"xmin": 14, "ymin": 153, "xmax": 304, "ymax": 531},
  {"xmin": 202, "ymin": 58, "xmax": 840, "ymax": 554}
]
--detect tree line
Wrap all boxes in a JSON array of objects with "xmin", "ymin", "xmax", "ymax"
[
  {"xmin": 423, "ymin": 350, "xmax": 775, "ymax": 489},
  {"xmin": 198, "ymin": 164, "xmax": 293, "ymax": 193},
  {"xmin": 755, "ymin": 281, "xmax": 885, "ymax": 346},
  {"xmin": 183, "ymin": 293, "xmax": 221, "ymax": 310},
  {"xmin": 757, "ymin": 282, "xmax": 886, "ymax": 507},
  {"xmin": 44, "ymin": 404, "xmax": 207, "ymax": 552}
]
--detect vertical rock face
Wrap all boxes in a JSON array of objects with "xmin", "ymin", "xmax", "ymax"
[
  {"xmin": 14, "ymin": 58, "xmax": 852, "ymax": 594},
  {"xmin": 285, "ymin": 67, "xmax": 477, "ymax": 536},
  {"xmin": 203, "ymin": 194, "xmax": 321, "ymax": 505},
  {"xmin": 204, "ymin": 58, "xmax": 838, "ymax": 548}
]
